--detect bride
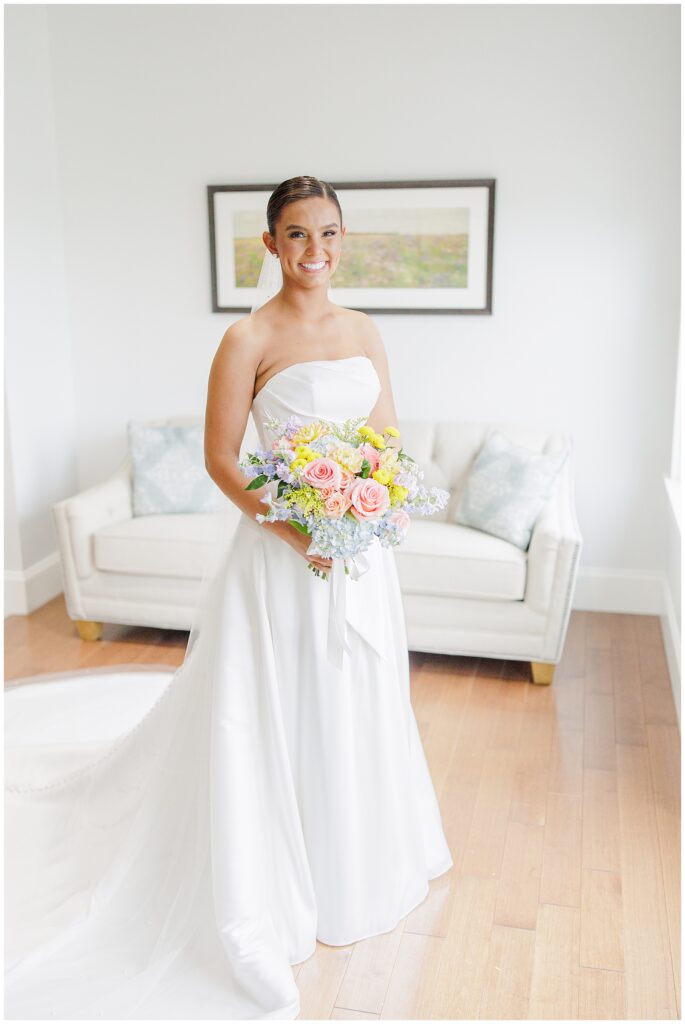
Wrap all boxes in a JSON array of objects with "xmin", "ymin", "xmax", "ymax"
[{"xmin": 5, "ymin": 175, "xmax": 453, "ymax": 1019}]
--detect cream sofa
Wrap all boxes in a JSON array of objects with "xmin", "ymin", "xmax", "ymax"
[{"xmin": 52, "ymin": 416, "xmax": 582, "ymax": 685}]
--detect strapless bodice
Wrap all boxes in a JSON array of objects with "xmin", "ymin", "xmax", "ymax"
[{"xmin": 250, "ymin": 355, "xmax": 381, "ymax": 448}]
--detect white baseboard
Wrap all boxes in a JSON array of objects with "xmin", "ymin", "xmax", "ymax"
[
  {"xmin": 660, "ymin": 578, "xmax": 681, "ymax": 730},
  {"xmin": 5, "ymin": 556, "xmax": 680, "ymax": 727},
  {"xmin": 4, "ymin": 552, "xmax": 63, "ymax": 617},
  {"xmin": 573, "ymin": 565, "xmax": 671, "ymax": 613}
]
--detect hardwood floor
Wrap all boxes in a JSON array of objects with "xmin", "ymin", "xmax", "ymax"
[{"xmin": 4, "ymin": 599, "xmax": 680, "ymax": 1019}]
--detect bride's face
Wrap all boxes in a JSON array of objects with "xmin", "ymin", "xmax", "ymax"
[{"xmin": 267, "ymin": 197, "xmax": 345, "ymax": 287}]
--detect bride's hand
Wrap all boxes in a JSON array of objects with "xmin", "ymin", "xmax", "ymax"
[{"xmin": 283, "ymin": 527, "xmax": 333, "ymax": 575}]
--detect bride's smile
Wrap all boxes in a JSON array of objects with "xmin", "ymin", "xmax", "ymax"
[{"xmin": 266, "ymin": 194, "xmax": 346, "ymax": 295}]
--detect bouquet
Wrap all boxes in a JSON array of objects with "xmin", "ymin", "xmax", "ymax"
[{"xmin": 238, "ymin": 414, "xmax": 449, "ymax": 580}]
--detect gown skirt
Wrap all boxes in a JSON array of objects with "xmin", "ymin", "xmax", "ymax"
[{"xmin": 5, "ymin": 355, "xmax": 453, "ymax": 1019}]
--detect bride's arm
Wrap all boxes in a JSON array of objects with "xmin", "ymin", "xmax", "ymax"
[
  {"xmin": 360, "ymin": 316, "xmax": 402, "ymax": 451},
  {"xmin": 204, "ymin": 322, "xmax": 333, "ymax": 573},
  {"xmin": 203, "ymin": 321, "xmax": 288, "ymax": 536}
]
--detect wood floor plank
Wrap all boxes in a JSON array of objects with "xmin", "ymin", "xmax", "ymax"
[
  {"xmin": 460, "ymin": 747, "xmax": 519, "ymax": 879},
  {"xmin": 586, "ymin": 614, "xmax": 612, "ymax": 651},
  {"xmin": 413, "ymin": 661, "xmax": 471, "ymax": 796},
  {"xmin": 611, "ymin": 614, "xmax": 647, "ymax": 746},
  {"xmin": 548, "ymin": 726, "xmax": 584, "ymax": 795},
  {"xmin": 378, "ymin": 931, "xmax": 444, "ymax": 1019},
  {"xmin": 493, "ymin": 819, "xmax": 544, "ymax": 930},
  {"xmin": 551, "ymin": 672, "xmax": 585, "ymax": 732},
  {"xmin": 647, "ymin": 721, "xmax": 681, "ymax": 1016},
  {"xmin": 514, "ymin": 686, "xmax": 557, "ymax": 775},
  {"xmin": 528, "ymin": 902, "xmax": 581, "ymax": 1018},
  {"xmin": 334, "ymin": 919, "xmax": 404, "ymax": 1015},
  {"xmin": 580, "ymin": 868, "xmax": 624, "ymax": 971},
  {"xmin": 415, "ymin": 873, "xmax": 499, "ymax": 1019},
  {"xmin": 584, "ymin": 644, "xmax": 613, "ymax": 695},
  {"xmin": 489, "ymin": 667, "xmax": 528, "ymax": 753},
  {"xmin": 635, "ymin": 615, "xmax": 671, "ymax": 685},
  {"xmin": 643, "ymin": 681, "xmax": 679, "ymax": 727},
  {"xmin": 556, "ymin": 609, "xmax": 587, "ymax": 679},
  {"xmin": 296, "ymin": 942, "xmax": 354, "ymax": 1020},
  {"xmin": 509, "ymin": 768, "xmax": 548, "ymax": 827},
  {"xmin": 478, "ymin": 922, "xmax": 536, "ymax": 1019},
  {"xmin": 330, "ymin": 1009, "xmax": 379, "ymax": 1019},
  {"xmin": 578, "ymin": 966, "xmax": 626, "ymax": 1019},
  {"xmin": 539, "ymin": 791, "xmax": 582, "ymax": 908},
  {"xmin": 584, "ymin": 691, "xmax": 616, "ymax": 772},
  {"xmin": 582, "ymin": 768, "xmax": 621, "ymax": 874},
  {"xmin": 637, "ymin": 618, "xmax": 677, "ymax": 727},
  {"xmin": 615, "ymin": 742, "xmax": 678, "ymax": 1017}
]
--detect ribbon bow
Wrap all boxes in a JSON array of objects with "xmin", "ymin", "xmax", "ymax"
[{"xmin": 325, "ymin": 551, "xmax": 377, "ymax": 669}]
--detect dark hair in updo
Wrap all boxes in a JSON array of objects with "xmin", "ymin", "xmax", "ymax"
[{"xmin": 266, "ymin": 176, "xmax": 343, "ymax": 237}]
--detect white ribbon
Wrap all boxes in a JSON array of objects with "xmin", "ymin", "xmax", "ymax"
[{"xmin": 325, "ymin": 552, "xmax": 371, "ymax": 669}]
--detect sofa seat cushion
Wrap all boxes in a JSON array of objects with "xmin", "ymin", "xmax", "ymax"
[
  {"xmin": 93, "ymin": 513, "xmax": 228, "ymax": 580},
  {"xmin": 394, "ymin": 520, "xmax": 527, "ymax": 600}
]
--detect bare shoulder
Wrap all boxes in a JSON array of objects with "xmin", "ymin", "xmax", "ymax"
[
  {"xmin": 337, "ymin": 307, "xmax": 385, "ymax": 358},
  {"xmin": 211, "ymin": 314, "xmax": 264, "ymax": 377}
]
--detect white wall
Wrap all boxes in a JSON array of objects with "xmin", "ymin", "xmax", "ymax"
[
  {"xmin": 663, "ymin": 332, "xmax": 681, "ymax": 718},
  {"xmin": 5, "ymin": 3, "xmax": 77, "ymax": 612},
  {"xmin": 5, "ymin": 393, "xmax": 22, "ymax": 574},
  {"xmin": 5, "ymin": 4, "xmax": 681, "ymax": 679}
]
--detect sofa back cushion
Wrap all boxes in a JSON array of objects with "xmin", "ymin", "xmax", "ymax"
[
  {"xmin": 396, "ymin": 420, "xmax": 568, "ymax": 524},
  {"xmin": 128, "ymin": 421, "xmax": 226, "ymax": 515},
  {"xmin": 453, "ymin": 429, "xmax": 569, "ymax": 549}
]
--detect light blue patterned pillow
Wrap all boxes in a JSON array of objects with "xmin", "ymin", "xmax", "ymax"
[
  {"xmin": 454, "ymin": 430, "xmax": 569, "ymax": 550},
  {"xmin": 128, "ymin": 422, "xmax": 224, "ymax": 516}
]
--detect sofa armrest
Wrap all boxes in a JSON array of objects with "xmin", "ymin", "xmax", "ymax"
[
  {"xmin": 52, "ymin": 455, "xmax": 133, "ymax": 581},
  {"xmin": 525, "ymin": 439, "xmax": 583, "ymax": 613}
]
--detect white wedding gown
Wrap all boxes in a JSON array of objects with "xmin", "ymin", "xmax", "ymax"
[{"xmin": 5, "ymin": 354, "xmax": 453, "ymax": 1019}]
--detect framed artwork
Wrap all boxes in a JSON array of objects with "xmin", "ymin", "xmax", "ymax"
[{"xmin": 207, "ymin": 178, "xmax": 495, "ymax": 314}]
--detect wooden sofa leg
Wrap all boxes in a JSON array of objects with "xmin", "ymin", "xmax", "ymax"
[
  {"xmin": 530, "ymin": 661, "xmax": 555, "ymax": 685},
  {"xmin": 75, "ymin": 620, "xmax": 103, "ymax": 641}
]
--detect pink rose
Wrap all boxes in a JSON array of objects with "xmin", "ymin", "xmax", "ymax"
[
  {"xmin": 359, "ymin": 442, "xmax": 381, "ymax": 472},
  {"xmin": 338, "ymin": 467, "xmax": 355, "ymax": 492},
  {"xmin": 347, "ymin": 477, "xmax": 391, "ymax": 521},
  {"xmin": 301, "ymin": 458, "xmax": 342, "ymax": 490},
  {"xmin": 323, "ymin": 491, "xmax": 352, "ymax": 518},
  {"xmin": 389, "ymin": 509, "xmax": 411, "ymax": 537}
]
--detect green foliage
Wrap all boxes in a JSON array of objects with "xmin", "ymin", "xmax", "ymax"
[
  {"xmin": 245, "ymin": 474, "xmax": 269, "ymax": 490},
  {"xmin": 288, "ymin": 520, "xmax": 310, "ymax": 536},
  {"xmin": 318, "ymin": 416, "xmax": 368, "ymax": 446}
]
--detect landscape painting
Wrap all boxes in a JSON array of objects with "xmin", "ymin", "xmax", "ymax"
[{"xmin": 209, "ymin": 179, "xmax": 495, "ymax": 314}]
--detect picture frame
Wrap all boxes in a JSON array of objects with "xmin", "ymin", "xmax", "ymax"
[{"xmin": 207, "ymin": 178, "xmax": 495, "ymax": 315}]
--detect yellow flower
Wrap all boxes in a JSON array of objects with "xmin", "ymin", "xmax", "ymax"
[
  {"xmin": 290, "ymin": 457, "xmax": 309, "ymax": 472},
  {"xmin": 371, "ymin": 434, "xmax": 386, "ymax": 449},
  {"xmin": 358, "ymin": 425, "xmax": 375, "ymax": 439},
  {"xmin": 372, "ymin": 469, "xmax": 391, "ymax": 486},
  {"xmin": 294, "ymin": 445, "xmax": 319, "ymax": 462},
  {"xmin": 290, "ymin": 422, "xmax": 327, "ymax": 446},
  {"xmin": 384, "ymin": 425, "xmax": 400, "ymax": 437},
  {"xmin": 389, "ymin": 483, "xmax": 408, "ymax": 503}
]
